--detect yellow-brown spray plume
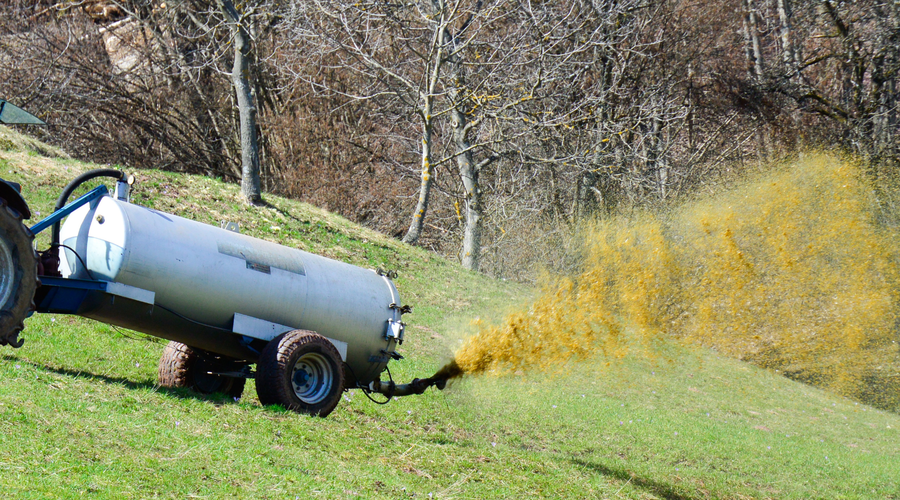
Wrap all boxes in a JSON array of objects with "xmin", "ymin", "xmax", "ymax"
[{"xmin": 431, "ymin": 155, "xmax": 900, "ymax": 410}]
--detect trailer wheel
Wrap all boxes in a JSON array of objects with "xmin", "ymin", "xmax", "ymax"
[
  {"xmin": 158, "ymin": 341, "xmax": 246, "ymax": 399},
  {"xmin": 256, "ymin": 330, "xmax": 344, "ymax": 417},
  {"xmin": 0, "ymin": 198, "xmax": 38, "ymax": 348}
]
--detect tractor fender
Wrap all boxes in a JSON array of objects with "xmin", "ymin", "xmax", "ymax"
[{"xmin": 0, "ymin": 178, "xmax": 31, "ymax": 219}]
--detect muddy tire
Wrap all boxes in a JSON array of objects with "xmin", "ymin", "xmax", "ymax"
[
  {"xmin": 256, "ymin": 330, "xmax": 345, "ymax": 417},
  {"xmin": 0, "ymin": 198, "xmax": 38, "ymax": 348},
  {"xmin": 158, "ymin": 341, "xmax": 246, "ymax": 399}
]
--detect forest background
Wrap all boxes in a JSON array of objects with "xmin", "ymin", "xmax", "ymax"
[{"xmin": 1, "ymin": 0, "xmax": 897, "ymax": 280}]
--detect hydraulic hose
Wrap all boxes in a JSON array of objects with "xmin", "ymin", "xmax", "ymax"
[{"xmin": 51, "ymin": 169, "xmax": 125, "ymax": 248}]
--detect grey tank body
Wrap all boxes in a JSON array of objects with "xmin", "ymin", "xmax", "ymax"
[{"xmin": 59, "ymin": 196, "xmax": 401, "ymax": 384}]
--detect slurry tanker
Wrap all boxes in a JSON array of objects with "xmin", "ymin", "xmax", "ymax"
[{"xmin": 0, "ymin": 102, "xmax": 447, "ymax": 417}]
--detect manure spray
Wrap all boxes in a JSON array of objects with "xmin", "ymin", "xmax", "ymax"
[{"xmin": 434, "ymin": 155, "xmax": 900, "ymax": 411}]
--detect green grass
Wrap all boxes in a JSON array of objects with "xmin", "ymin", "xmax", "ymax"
[{"xmin": 1, "ymin": 126, "xmax": 898, "ymax": 499}]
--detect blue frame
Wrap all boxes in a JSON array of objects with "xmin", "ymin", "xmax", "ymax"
[
  {"xmin": 33, "ymin": 276, "xmax": 109, "ymax": 315},
  {"xmin": 29, "ymin": 185, "xmax": 109, "ymax": 235}
]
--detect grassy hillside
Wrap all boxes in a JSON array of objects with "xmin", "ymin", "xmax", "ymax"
[{"xmin": 1, "ymin": 126, "xmax": 898, "ymax": 499}]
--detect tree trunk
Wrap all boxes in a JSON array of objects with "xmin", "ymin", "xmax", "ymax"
[
  {"xmin": 403, "ymin": 2, "xmax": 447, "ymax": 245},
  {"xmin": 443, "ymin": 20, "xmax": 482, "ymax": 272},
  {"xmin": 402, "ymin": 14, "xmax": 447, "ymax": 245},
  {"xmin": 742, "ymin": 0, "xmax": 764, "ymax": 81},
  {"xmin": 776, "ymin": 0, "xmax": 798, "ymax": 74},
  {"xmin": 219, "ymin": 0, "xmax": 262, "ymax": 205},
  {"xmin": 742, "ymin": 0, "xmax": 769, "ymax": 159},
  {"xmin": 448, "ymin": 64, "xmax": 482, "ymax": 270},
  {"xmin": 402, "ymin": 111, "xmax": 435, "ymax": 245},
  {"xmin": 453, "ymin": 104, "xmax": 482, "ymax": 272},
  {"xmin": 647, "ymin": 96, "xmax": 669, "ymax": 201},
  {"xmin": 575, "ymin": 170, "xmax": 596, "ymax": 220},
  {"xmin": 871, "ymin": 3, "xmax": 899, "ymax": 168}
]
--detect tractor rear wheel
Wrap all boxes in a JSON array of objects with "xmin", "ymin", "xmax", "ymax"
[
  {"xmin": 0, "ymin": 198, "xmax": 38, "ymax": 348},
  {"xmin": 256, "ymin": 330, "xmax": 345, "ymax": 417},
  {"xmin": 158, "ymin": 341, "xmax": 246, "ymax": 399}
]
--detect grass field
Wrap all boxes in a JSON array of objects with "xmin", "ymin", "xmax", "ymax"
[{"xmin": 1, "ymin": 127, "xmax": 898, "ymax": 499}]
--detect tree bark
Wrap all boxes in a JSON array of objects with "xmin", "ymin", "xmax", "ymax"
[
  {"xmin": 453, "ymin": 104, "xmax": 482, "ymax": 272},
  {"xmin": 871, "ymin": 2, "xmax": 899, "ymax": 168},
  {"xmin": 742, "ymin": 0, "xmax": 764, "ymax": 81},
  {"xmin": 401, "ymin": 112, "xmax": 435, "ymax": 245},
  {"xmin": 219, "ymin": 0, "xmax": 262, "ymax": 205},
  {"xmin": 402, "ymin": 14, "xmax": 447, "ymax": 245},
  {"xmin": 443, "ymin": 15, "xmax": 483, "ymax": 272},
  {"xmin": 776, "ymin": 0, "xmax": 798, "ymax": 74}
]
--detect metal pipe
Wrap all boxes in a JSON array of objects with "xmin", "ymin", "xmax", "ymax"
[
  {"xmin": 367, "ymin": 373, "xmax": 449, "ymax": 397},
  {"xmin": 366, "ymin": 360, "xmax": 462, "ymax": 397}
]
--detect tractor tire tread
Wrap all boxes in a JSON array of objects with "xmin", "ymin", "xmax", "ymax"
[{"xmin": 0, "ymin": 197, "xmax": 38, "ymax": 348}]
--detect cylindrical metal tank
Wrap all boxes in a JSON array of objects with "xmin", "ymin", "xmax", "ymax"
[{"xmin": 59, "ymin": 196, "xmax": 402, "ymax": 384}]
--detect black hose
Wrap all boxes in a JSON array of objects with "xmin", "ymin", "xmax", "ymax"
[{"xmin": 51, "ymin": 169, "xmax": 125, "ymax": 247}]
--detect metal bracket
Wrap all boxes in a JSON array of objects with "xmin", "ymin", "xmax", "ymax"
[
  {"xmin": 376, "ymin": 268, "xmax": 398, "ymax": 279},
  {"xmin": 390, "ymin": 303, "xmax": 413, "ymax": 315},
  {"xmin": 385, "ymin": 318, "xmax": 405, "ymax": 344},
  {"xmin": 33, "ymin": 276, "xmax": 155, "ymax": 314},
  {"xmin": 115, "ymin": 178, "xmax": 131, "ymax": 203},
  {"xmin": 232, "ymin": 313, "xmax": 348, "ymax": 361},
  {"xmin": 380, "ymin": 349, "xmax": 404, "ymax": 361}
]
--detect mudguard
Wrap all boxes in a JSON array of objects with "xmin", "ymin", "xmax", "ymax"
[{"xmin": 0, "ymin": 178, "xmax": 30, "ymax": 219}]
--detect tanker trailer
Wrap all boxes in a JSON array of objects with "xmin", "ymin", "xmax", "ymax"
[{"xmin": 0, "ymin": 169, "xmax": 449, "ymax": 417}]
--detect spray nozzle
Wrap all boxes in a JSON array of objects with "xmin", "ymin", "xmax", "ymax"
[{"xmin": 367, "ymin": 361, "xmax": 462, "ymax": 397}]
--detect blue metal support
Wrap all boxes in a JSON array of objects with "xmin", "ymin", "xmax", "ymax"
[
  {"xmin": 29, "ymin": 185, "xmax": 109, "ymax": 235},
  {"xmin": 33, "ymin": 276, "xmax": 107, "ymax": 315}
]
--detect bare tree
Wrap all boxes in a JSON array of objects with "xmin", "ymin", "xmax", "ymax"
[
  {"xmin": 749, "ymin": 0, "xmax": 899, "ymax": 168},
  {"xmin": 280, "ymin": 0, "xmax": 692, "ymax": 272},
  {"xmin": 280, "ymin": 0, "xmax": 523, "ymax": 270},
  {"xmin": 0, "ymin": 0, "xmax": 274, "ymax": 199},
  {"xmin": 4, "ymin": 0, "xmax": 895, "ymax": 281},
  {"xmin": 219, "ymin": 0, "xmax": 262, "ymax": 204}
]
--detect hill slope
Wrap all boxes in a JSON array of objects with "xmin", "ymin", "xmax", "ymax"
[{"xmin": 0, "ymin": 127, "xmax": 897, "ymax": 499}]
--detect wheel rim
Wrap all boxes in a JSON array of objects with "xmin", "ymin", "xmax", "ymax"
[
  {"xmin": 291, "ymin": 352, "xmax": 333, "ymax": 404},
  {"xmin": 0, "ymin": 230, "xmax": 15, "ymax": 309}
]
